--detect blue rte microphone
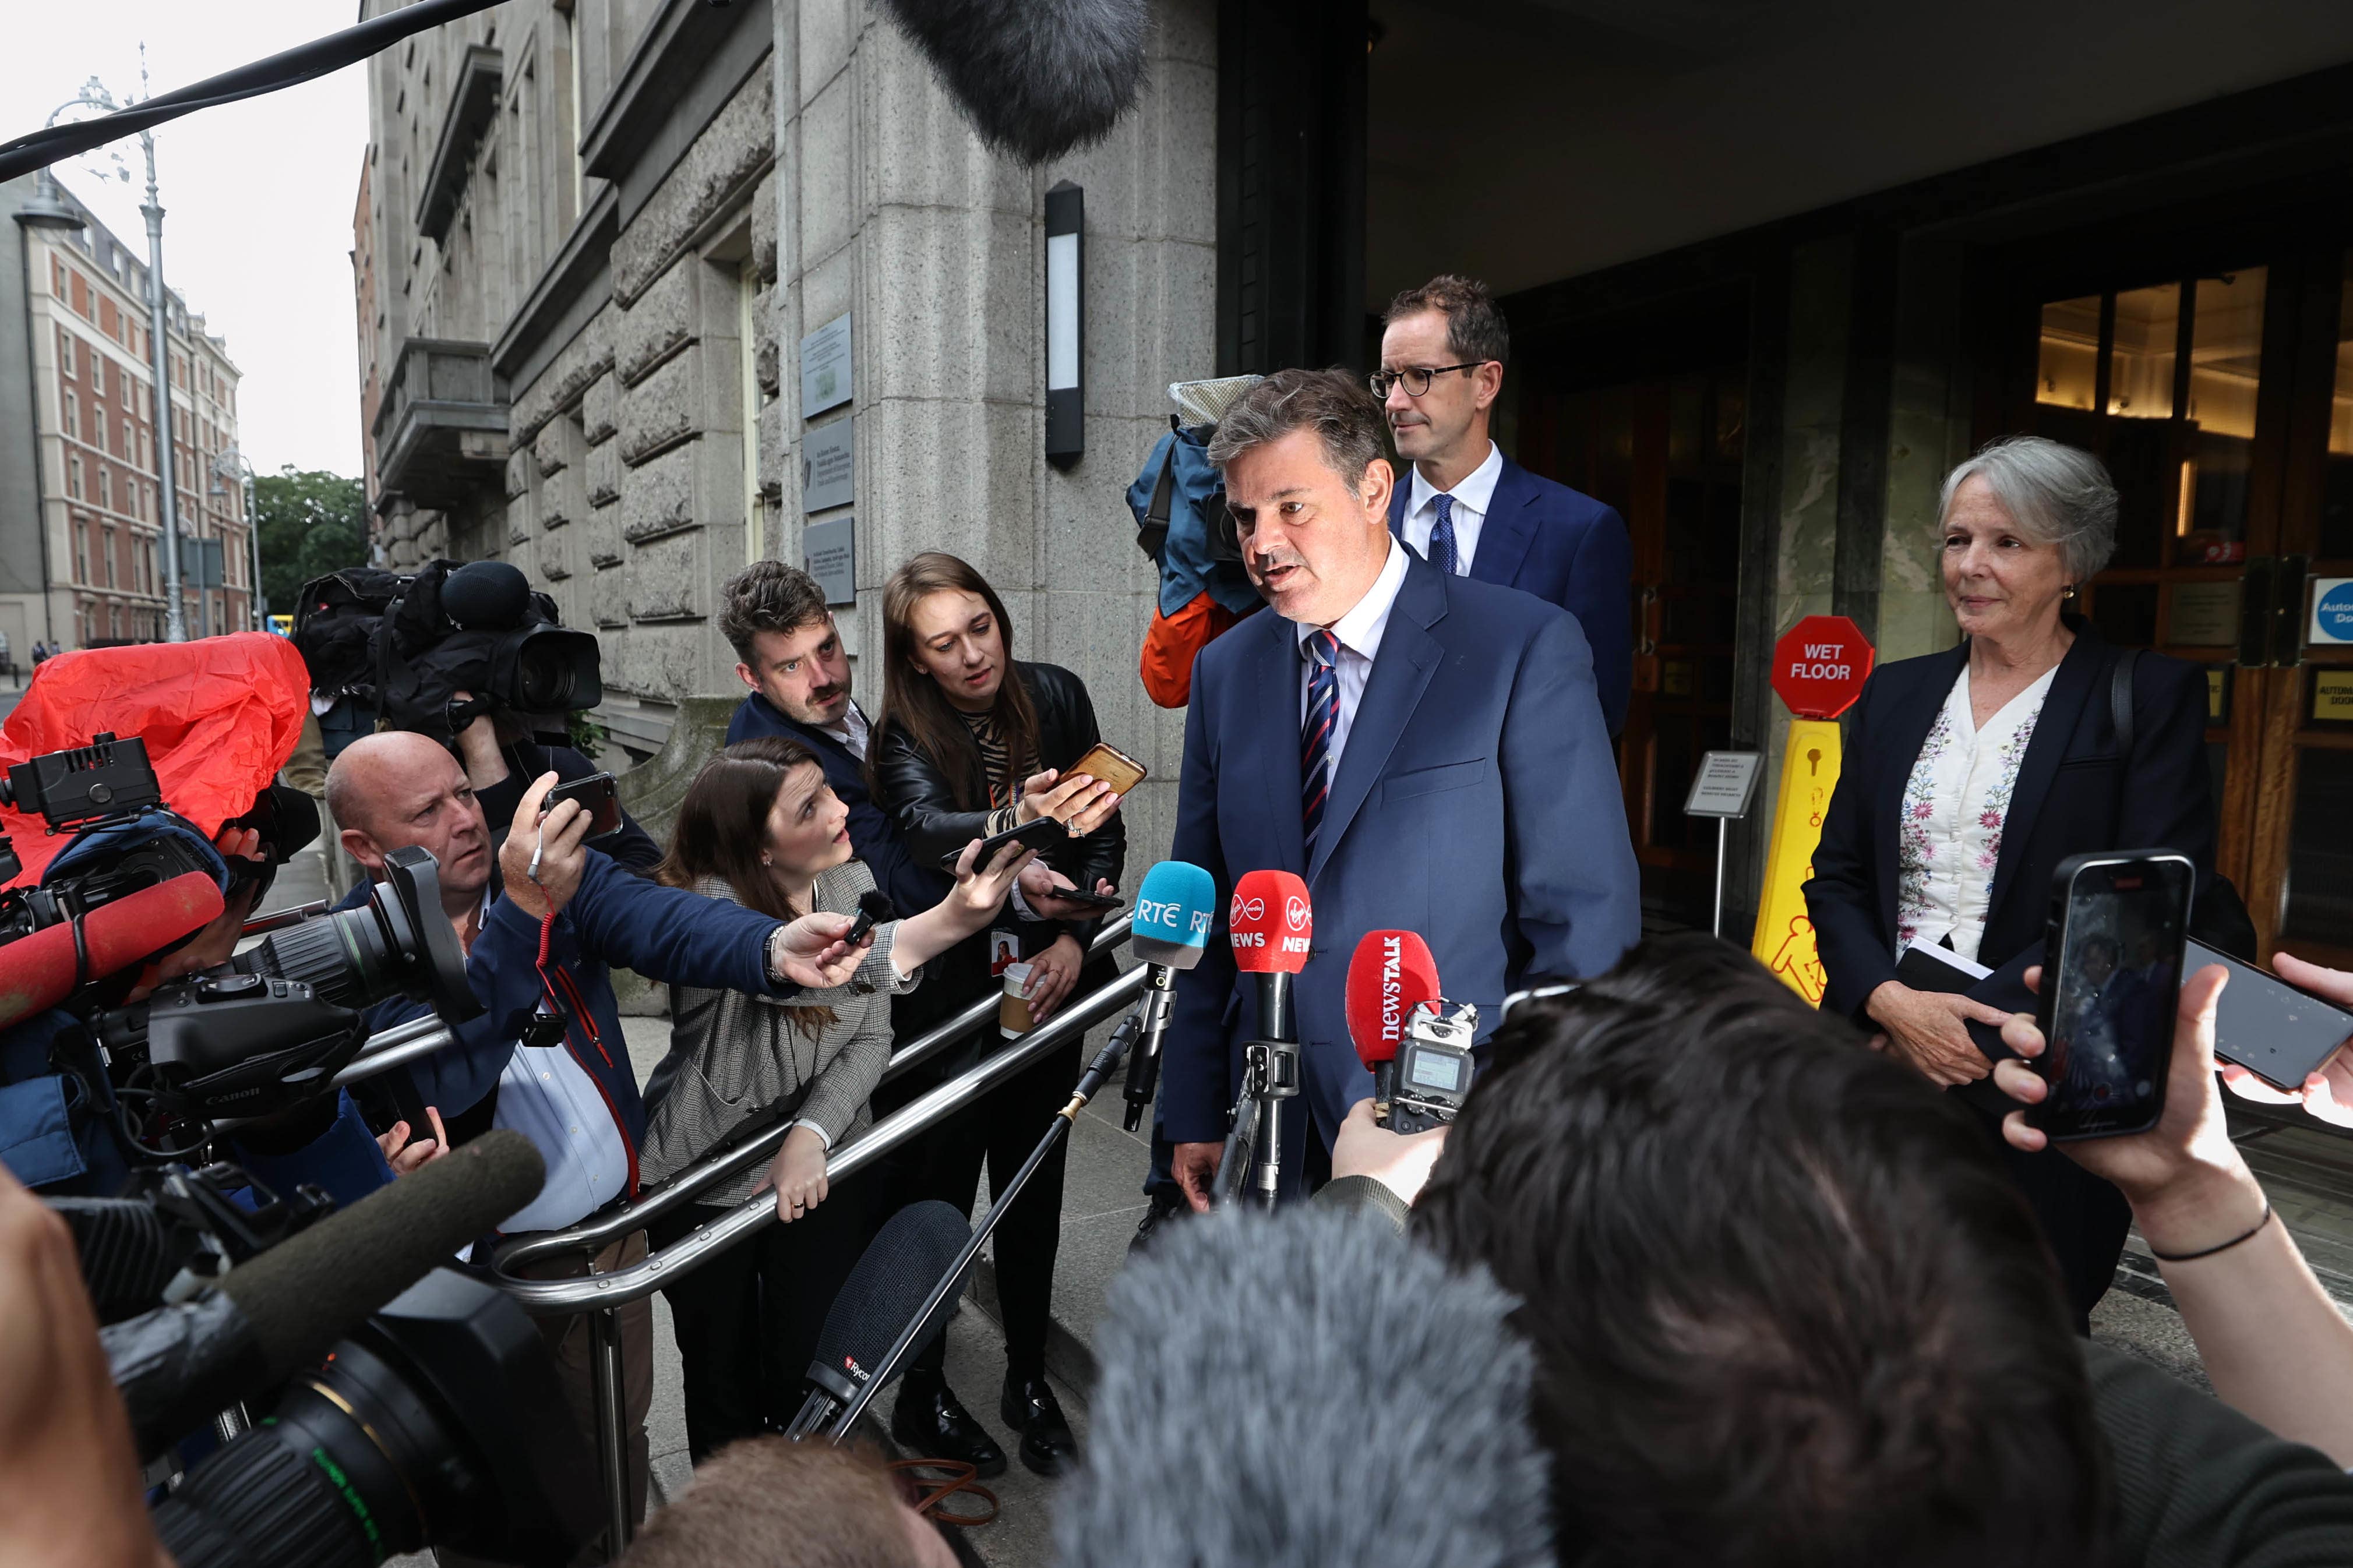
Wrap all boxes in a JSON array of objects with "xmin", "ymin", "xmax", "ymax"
[
  {"xmin": 1133, "ymin": 860, "xmax": 1216, "ymax": 970},
  {"xmin": 1124, "ymin": 860, "xmax": 1216, "ymax": 1129}
]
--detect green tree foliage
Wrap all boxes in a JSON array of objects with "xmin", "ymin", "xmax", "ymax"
[{"xmin": 254, "ymin": 467, "xmax": 368, "ymax": 614}]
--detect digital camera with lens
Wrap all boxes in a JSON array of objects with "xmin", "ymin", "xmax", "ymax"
[{"xmin": 57, "ymin": 1162, "xmax": 594, "ymax": 1567}]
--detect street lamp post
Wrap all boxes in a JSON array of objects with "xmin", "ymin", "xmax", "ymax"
[
  {"xmin": 48, "ymin": 61, "xmax": 186, "ymax": 641},
  {"xmin": 211, "ymin": 448, "xmax": 262, "ymax": 631}
]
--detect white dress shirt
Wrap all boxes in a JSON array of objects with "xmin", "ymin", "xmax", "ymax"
[
  {"xmin": 820, "ymin": 701, "xmax": 872, "ymax": 762},
  {"xmin": 1296, "ymin": 535, "xmax": 1411, "ymax": 780},
  {"xmin": 1893, "ymin": 664, "xmax": 2058, "ymax": 963},
  {"xmin": 1399, "ymin": 440, "xmax": 1504, "ymax": 575}
]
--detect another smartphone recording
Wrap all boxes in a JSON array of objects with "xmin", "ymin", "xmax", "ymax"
[{"xmin": 2032, "ymin": 851, "xmax": 2195, "ymax": 1140}]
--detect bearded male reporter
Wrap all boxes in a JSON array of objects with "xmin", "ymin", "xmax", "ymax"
[
  {"xmin": 1162, "ymin": 369, "xmax": 1638, "ymax": 1207},
  {"xmin": 231, "ymin": 732, "xmax": 865, "ymax": 1557}
]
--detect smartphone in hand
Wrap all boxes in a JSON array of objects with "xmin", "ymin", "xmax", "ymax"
[
  {"xmin": 1063, "ymin": 741, "xmax": 1148, "ymax": 796},
  {"xmin": 938, "ymin": 814, "xmax": 1066, "ymax": 873},
  {"xmin": 2029, "ymin": 850, "xmax": 2195, "ymax": 1140},
  {"xmin": 543, "ymin": 772, "xmax": 623, "ymax": 840}
]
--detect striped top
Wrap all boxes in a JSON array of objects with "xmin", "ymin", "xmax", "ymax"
[
  {"xmin": 638, "ymin": 860, "xmax": 921, "ymax": 1207},
  {"xmin": 955, "ymin": 706, "xmax": 1021, "ymax": 834}
]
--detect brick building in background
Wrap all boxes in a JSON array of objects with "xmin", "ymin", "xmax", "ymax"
[{"xmin": 0, "ymin": 176, "xmax": 251, "ymax": 655}]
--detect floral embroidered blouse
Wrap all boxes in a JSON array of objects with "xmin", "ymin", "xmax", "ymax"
[{"xmin": 1893, "ymin": 663, "xmax": 2058, "ymax": 963}]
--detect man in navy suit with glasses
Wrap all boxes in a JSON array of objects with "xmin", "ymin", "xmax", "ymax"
[{"xmin": 1375, "ymin": 273, "xmax": 1632, "ymax": 738}]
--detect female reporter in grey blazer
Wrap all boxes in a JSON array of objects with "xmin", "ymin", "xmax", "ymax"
[{"xmin": 638, "ymin": 736, "xmax": 1030, "ymax": 1461}]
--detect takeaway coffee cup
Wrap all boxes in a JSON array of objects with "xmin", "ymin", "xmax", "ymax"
[{"xmin": 1000, "ymin": 961, "xmax": 1036, "ymax": 1038}]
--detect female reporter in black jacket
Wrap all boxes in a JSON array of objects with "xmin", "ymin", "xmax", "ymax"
[
  {"xmin": 870, "ymin": 551, "xmax": 1126, "ymax": 1478},
  {"xmin": 1804, "ymin": 436, "xmax": 2216, "ymax": 1329}
]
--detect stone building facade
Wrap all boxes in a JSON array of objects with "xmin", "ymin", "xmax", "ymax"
[
  {"xmin": 354, "ymin": 0, "xmax": 1215, "ymax": 873},
  {"xmin": 1, "ymin": 176, "xmax": 249, "ymax": 659}
]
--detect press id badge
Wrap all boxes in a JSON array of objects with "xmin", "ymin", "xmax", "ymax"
[{"xmin": 989, "ymin": 928, "xmax": 1020, "ymax": 977}]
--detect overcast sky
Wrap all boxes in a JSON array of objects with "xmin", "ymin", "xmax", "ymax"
[{"xmin": 5, "ymin": 3, "xmax": 371, "ymax": 478}]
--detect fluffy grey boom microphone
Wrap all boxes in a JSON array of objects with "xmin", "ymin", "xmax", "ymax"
[
  {"xmin": 877, "ymin": 0, "xmax": 1149, "ymax": 164},
  {"xmin": 1054, "ymin": 1206, "xmax": 1557, "ymax": 1568}
]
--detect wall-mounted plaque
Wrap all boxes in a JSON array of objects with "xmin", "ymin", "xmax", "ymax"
[
  {"xmin": 800, "ymin": 313, "xmax": 853, "ymax": 417},
  {"xmin": 2168, "ymin": 580, "xmax": 2242, "ymax": 647},
  {"xmin": 803, "ymin": 417, "xmax": 853, "ymax": 513},
  {"xmin": 804, "ymin": 517, "xmax": 855, "ymax": 607}
]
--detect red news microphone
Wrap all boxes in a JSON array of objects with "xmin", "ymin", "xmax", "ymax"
[
  {"xmin": 1345, "ymin": 930, "xmax": 1440, "ymax": 1121},
  {"xmin": 1229, "ymin": 869, "xmax": 1311, "ymax": 1043},
  {"xmin": 0, "ymin": 871, "xmax": 226, "ymax": 1031}
]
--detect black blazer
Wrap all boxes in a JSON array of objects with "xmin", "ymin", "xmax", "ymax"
[
  {"xmin": 872, "ymin": 660, "xmax": 1128, "ymax": 947},
  {"xmin": 1805, "ymin": 620, "xmax": 2214, "ymax": 1025}
]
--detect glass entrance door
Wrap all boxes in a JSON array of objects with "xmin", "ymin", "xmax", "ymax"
[
  {"xmin": 1519, "ymin": 367, "xmax": 1746, "ymax": 927},
  {"xmin": 2017, "ymin": 249, "xmax": 2353, "ymax": 966}
]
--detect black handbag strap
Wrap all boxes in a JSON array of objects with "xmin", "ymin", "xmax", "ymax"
[{"xmin": 2109, "ymin": 647, "xmax": 2141, "ymax": 754}]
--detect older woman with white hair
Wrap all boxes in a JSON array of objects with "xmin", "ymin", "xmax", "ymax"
[{"xmin": 1807, "ymin": 434, "xmax": 2216, "ymax": 1329}]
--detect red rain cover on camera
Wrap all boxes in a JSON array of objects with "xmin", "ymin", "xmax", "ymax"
[{"xmin": 0, "ymin": 633, "xmax": 309, "ymax": 888}]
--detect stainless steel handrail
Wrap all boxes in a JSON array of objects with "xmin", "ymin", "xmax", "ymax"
[
  {"xmin": 490, "ymin": 916, "xmax": 1134, "ymax": 1266},
  {"xmin": 488, "ymin": 960, "xmax": 1149, "ymax": 1315}
]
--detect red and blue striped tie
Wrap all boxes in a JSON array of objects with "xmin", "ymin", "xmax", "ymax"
[{"xmin": 1302, "ymin": 629, "xmax": 1339, "ymax": 857}]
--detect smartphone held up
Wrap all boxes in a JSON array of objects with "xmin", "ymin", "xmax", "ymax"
[{"xmin": 2029, "ymin": 850, "xmax": 2196, "ymax": 1140}]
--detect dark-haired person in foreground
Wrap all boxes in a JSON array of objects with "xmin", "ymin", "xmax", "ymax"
[{"xmin": 1330, "ymin": 934, "xmax": 2353, "ymax": 1565}]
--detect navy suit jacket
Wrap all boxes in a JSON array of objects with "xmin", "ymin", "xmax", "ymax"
[
  {"xmin": 1388, "ymin": 454, "xmax": 1632, "ymax": 736},
  {"xmin": 1160, "ymin": 550, "xmax": 1641, "ymax": 1150},
  {"xmin": 726, "ymin": 692, "xmax": 951, "ymax": 919}
]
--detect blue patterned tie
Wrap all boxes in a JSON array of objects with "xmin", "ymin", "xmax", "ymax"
[
  {"xmin": 1429, "ymin": 492, "xmax": 1459, "ymax": 576},
  {"xmin": 1301, "ymin": 630, "xmax": 1339, "ymax": 857}
]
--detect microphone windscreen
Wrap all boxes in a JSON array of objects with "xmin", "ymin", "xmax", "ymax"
[
  {"xmin": 1346, "ymin": 931, "xmax": 1441, "ymax": 1069},
  {"xmin": 1229, "ymin": 869, "xmax": 1311, "ymax": 976},
  {"xmin": 441, "ymin": 560, "xmax": 533, "ymax": 630},
  {"xmin": 809, "ymin": 1200, "xmax": 970, "ymax": 1386},
  {"xmin": 877, "ymin": 0, "xmax": 1148, "ymax": 164},
  {"xmin": 220, "ymin": 1129, "xmax": 546, "ymax": 1383},
  {"xmin": 1057, "ymin": 1206, "xmax": 1555, "ymax": 1568},
  {"xmin": 1132, "ymin": 860, "xmax": 1215, "ymax": 971},
  {"xmin": 0, "ymin": 870, "xmax": 225, "ymax": 1030}
]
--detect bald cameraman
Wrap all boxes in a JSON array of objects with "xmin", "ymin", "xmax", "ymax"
[{"xmin": 239, "ymin": 732, "xmax": 866, "ymax": 1555}]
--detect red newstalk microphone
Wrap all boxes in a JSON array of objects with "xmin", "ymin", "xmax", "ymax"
[
  {"xmin": 1345, "ymin": 930, "xmax": 1440, "ymax": 1118},
  {"xmin": 1229, "ymin": 869, "xmax": 1311, "ymax": 1043},
  {"xmin": 0, "ymin": 871, "xmax": 227, "ymax": 1031}
]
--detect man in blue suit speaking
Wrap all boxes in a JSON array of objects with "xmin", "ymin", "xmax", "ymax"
[
  {"xmin": 1163, "ymin": 369, "xmax": 1639, "ymax": 1208},
  {"xmin": 1379, "ymin": 274, "xmax": 1633, "ymax": 737}
]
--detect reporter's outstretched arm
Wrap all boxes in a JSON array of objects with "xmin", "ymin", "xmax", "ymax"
[
  {"xmin": 0, "ymin": 1162, "xmax": 169, "ymax": 1568},
  {"xmin": 1995, "ymin": 964, "xmax": 2353, "ymax": 1465},
  {"xmin": 883, "ymin": 839, "xmax": 1032, "ymax": 976}
]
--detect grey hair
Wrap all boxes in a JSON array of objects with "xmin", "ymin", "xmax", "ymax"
[
  {"xmin": 1936, "ymin": 435, "xmax": 2118, "ymax": 585},
  {"xmin": 1204, "ymin": 367, "xmax": 1388, "ymax": 485}
]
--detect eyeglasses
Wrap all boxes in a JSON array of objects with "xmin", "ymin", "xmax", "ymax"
[{"xmin": 1367, "ymin": 362, "xmax": 1489, "ymax": 399}]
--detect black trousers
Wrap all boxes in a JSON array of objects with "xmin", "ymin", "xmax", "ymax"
[
  {"xmin": 888, "ymin": 1029, "xmax": 1081, "ymax": 1382},
  {"xmin": 650, "ymin": 1180, "xmax": 877, "ymax": 1463}
]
